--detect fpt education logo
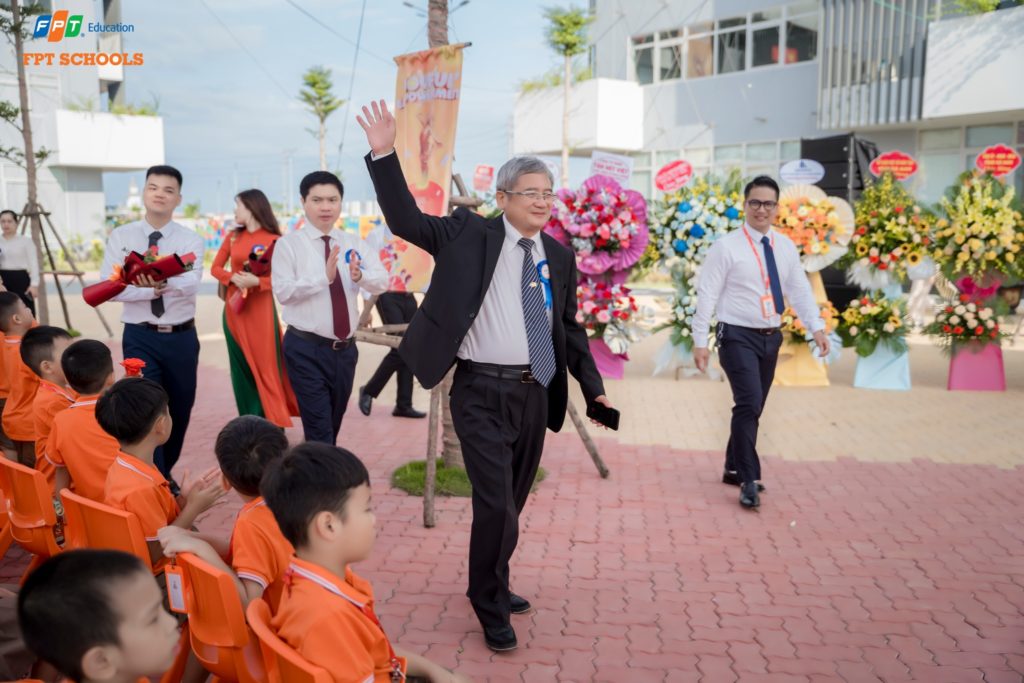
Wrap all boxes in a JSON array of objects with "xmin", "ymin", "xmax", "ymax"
[{"xmin": 25, "ymin": 10, "xmax": 142, "ymax": 67}]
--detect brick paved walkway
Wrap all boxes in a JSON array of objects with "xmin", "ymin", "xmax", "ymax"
[{"xmin": 4, "ymin": 355, "xmax": 1021, "ymax": 682}]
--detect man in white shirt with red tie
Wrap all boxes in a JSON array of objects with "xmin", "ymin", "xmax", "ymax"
[
  {"xmin": 692, "ymin": 176, "xmax": 830, "ymax": 509},
  {"xmin": 272, "ymin": 172, "xmax": 388, "ymax": 444}
]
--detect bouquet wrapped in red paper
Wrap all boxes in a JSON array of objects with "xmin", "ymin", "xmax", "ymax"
[
  {"xmin": 227, "ymin": 240, "xmax": 276, "ymax": 314},
  {"xmin": 83, "ymin": 248, "xmax": 197, "ymax": 307}
]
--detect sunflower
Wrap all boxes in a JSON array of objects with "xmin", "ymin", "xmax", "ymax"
[
  {"xmin": 856, "ymin": 242, "xmax": 869, "ymax": 256},
  {"xmin": 906, "ymin": 251, "xmax": 922, "ymax": 265}
]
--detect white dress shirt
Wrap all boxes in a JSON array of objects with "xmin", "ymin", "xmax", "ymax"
[
  {"xmin": 458, "ymin": 216, "xmax": 550, "ymax": 365},
  {"xmin": 360, "ymin": 221, "xmax": 393, "ymax": 300},
  {"xmin": 692, "ymin": 223, "xmax": 824, "ymax": 348},
  {"xmin": 99, "ymin": 219, "xmax": 206, "ymax": 325},
  {"xmin": 272, "ymin": 221, "xmax": 388, "ymax": 340},
  {"xmin": 0, "ymin": 234, "xmax": 40, "ymax": 285}
]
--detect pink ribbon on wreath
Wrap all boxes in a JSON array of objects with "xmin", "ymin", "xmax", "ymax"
[{"xmin": 956, "ymin": 275, "xmax": 1001, "ymax": 300}]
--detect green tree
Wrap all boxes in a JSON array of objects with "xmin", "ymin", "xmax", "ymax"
[
  {"xmin": 543, "ymin": 5, "xmax": 592, "ymax": 188},
  {"xmin": 183, "ymin": 201, "xmax": 201, "ymax": 219},
  {"xmin": 298, "ymin": 66, "xmax": 344, "ymax": 171}
]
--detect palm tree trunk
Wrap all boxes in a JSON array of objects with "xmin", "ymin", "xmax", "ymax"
[
  {"xmin": 427, "ymin": 0, "xmax": 448, "ymax": 48},
  {"xmin": 11, "ymin": 0, "xmax": 49, "ymax": 324},
  {"xmin": 318, "ymin": 118, "xmax": 326, "ymax": 170},
  {"xmin": 560, "ymin": 54, "xmax": 571, "ymax": 189}
]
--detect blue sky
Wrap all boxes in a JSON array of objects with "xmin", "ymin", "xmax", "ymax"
[{"xmin": 102, "ymin": 0, "xmax": 575, "ymax": 213}]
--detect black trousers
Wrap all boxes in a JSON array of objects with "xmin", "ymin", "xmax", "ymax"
[
  {"xmin": 364, "ymin": 292, "xmax": 417, "ymax": 409},
  {"xmin": 450, "ymin": 367, "xmax": 548, "ymax": 629},
  {"xmin": 282, "ymin": 328, "xmax": 358, "ymax": 444},
  {"xmin": 122, "ymin": 324, "xmax": 200, "ymax": 479},
  {"xmin": 0, "ymin": 270, "xmax": 33, "ymax": 316},
  {"xmin": 717, "ymin": 323, "xmax": 782, "ymax": 485}
]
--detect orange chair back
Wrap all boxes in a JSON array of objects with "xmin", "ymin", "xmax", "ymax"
[
  {"xmin": 0, "ymin": 458, "xmax": 61, "ymax": 561},
  {"xmin": 246, "ymin": 599, "xmax": 332, "ymax": 683},
  {"xmin": 0, "ymin": 464, "xmax": 15, "ymax": 559},
  {"xmin": 59, "ymin": 488, "xmax": 152, "ymax": 570},
  {"xmin": 176, "ymin": 552, "xmax": 266, "ymax": 683}
]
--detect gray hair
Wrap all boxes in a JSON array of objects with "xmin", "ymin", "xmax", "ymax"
[{"xmin": 496, "ymin": 156, "xmax": 554, "ymax": 192}]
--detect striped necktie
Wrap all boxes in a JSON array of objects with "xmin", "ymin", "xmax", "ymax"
[{"xmin": 518, "ymin": 238, "xmax": 556, "ymax": 387}]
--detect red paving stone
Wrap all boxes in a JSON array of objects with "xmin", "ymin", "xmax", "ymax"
[{"xmin": 2, "ymin": 362, "xmax": 1023, "ymax": 682}]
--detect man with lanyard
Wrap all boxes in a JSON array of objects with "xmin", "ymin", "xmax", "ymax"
[
  {"xmin": 99, "ymin": 165, "xmax": 204, "ymax": 490},
  {"xmin": 692, "ymin": 175, "xmax": 830, "ymax": 509}
]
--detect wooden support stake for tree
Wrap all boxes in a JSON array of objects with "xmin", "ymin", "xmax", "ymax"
[
  {"xmin": 423, "ymin": 384, "xmax": 442, "ymax": 528},
  {"xmin": 566, "ymin": 401, "xmax": 609, "ymax": 478}
]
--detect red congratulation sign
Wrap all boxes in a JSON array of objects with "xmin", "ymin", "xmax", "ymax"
[
  {"xmin": 655, "ymin": 160, "xmax": 693, "ymax": 192},
  {"xmin": 869, "ymin": 151, "xmax": 918, "ymax": 180},
  {"xmin": 473, "ymin": 164, "xmax": 494, "ymax": 192},
  {"xmin": 975, "ymin": 144, "xmax": 1021, "ymax": 177}
]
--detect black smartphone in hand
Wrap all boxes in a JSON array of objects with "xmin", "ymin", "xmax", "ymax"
[{"xmin": 586, "ymin": 402, "xmax": 620, "ymax": 431}]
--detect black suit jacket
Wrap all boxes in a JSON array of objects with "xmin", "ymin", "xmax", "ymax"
[{"xmin": 364, "ymin": 151, "xmax": 605, "ymax": 432}]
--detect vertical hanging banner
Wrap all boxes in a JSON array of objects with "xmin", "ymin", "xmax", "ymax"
[
  {"xmin": 382, "ymin": 43, "xmax": 466, "ymax": 292},
  {"xmin": 394, "ymin": 44, "xmax": 465, "ymax": 216}
]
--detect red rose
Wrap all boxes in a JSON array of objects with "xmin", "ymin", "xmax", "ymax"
[
  {"xmin": 870, "ymin": 210, "xmax": 878, "ymax": 218},
  {"xmin": 953, "ymin": 326, "xmax": 964, "ymax": 335},
  {"xmin": 943, "ymin": 325, "xmax": 951, "ymax": 333},
  {"xmin": 857, "ymin": 226, "xmax": 867, "ymax": 235},
  {"xmin": 959, "ymin": 294, "xmax": 970, "ymax": 303},
  {"xmin": 990, "ymin": 330, "xmax": 998, "ymax": 338},
  {"xmin": 922, "ymin": 237, "xmax": 930, "ymax": 245},
  {"xmin": 889, "ymin": 253, "xmax": 899, "ymax": 261},
  {"xmin": 878, "ymin": 263, "xmax": 888, "ymax": 270},
  {"xmin": 869, "ymin": 256, "xmax": 879, "ymax": 263},
  {"xmin": 121, "ymin": 358, "xmax": 147, "ymax": 378},
  {"xmin": 944, "ymin": 306, "xmax": 953, "ymax": 313},
  {"xmin": 894, "ymin": 206, "xmax": 904, "ymax": 214}
]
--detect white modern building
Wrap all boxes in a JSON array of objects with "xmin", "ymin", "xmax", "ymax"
[
  {"xmin": 0, "ymin": 0, "xmax": 163, "ymax": 239},
  {"xmin": 512, "ymin": 0, "xmax": 1024, "ymax": 205}
]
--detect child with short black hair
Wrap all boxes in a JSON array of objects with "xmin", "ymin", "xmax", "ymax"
[
  {"xmin": 49, "ymin": 339, "xmax": 119, "ymax": 499},
  {"xmin": 0, "ymin": 291, "xmax": 38, "ymax": 465},
  {"xmin": 159, "ymin": 415, "xmax": 294, "ymax": 606},
  {"xmin": 21, "ymin": 325, "xmax": 74, "ymax": 488},
  {"xmin": 17, "ymin": 549, "xmax": 180, "ymax": 683},
  {"xmin": 262, "ymin": 442, "xmax": 469, "ymax": 683},
  {"xmin": 95, "ymin": 377, "xmax": 225, "ymax": 567}
]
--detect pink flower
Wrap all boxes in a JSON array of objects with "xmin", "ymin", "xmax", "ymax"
[
  {"xmin": 582, "ymin": 301, "xmax": 596, "ymax": 314},
  {"xmin": 575, "ymin": 311, "xmax": 584, "ymax": 323},
  {"xmin": 596, "ymin": 310, "xmax": 611, "ymax": 323}
]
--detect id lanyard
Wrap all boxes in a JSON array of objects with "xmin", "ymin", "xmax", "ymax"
[{"xmin": 742, "ymin": 227, "xmax": 778, "ymax": 319}]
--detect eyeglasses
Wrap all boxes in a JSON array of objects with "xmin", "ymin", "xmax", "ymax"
[
  {"xmin": 746, "ymin": 200, "xmax": 778, "ymax": 211},
  {"xmin": 500, "ymin": 190, "xmax": 559, "ymax": 203}
]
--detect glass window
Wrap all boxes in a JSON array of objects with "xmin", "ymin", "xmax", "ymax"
[
  {"xmin": 632, "ymin": 34, "xmax": 653, "ymax": 45},
  {"xmin": 659, "ymin": 29, "xmax": 681, "ymax": 40},
  {"xmin": 655, "ymin": 150, "xmax": 679, "ymax": 167},
  {"xmin": 746, "ymin": 142, "xmax": 777, "ymax": 161},
  {"xmin": 1018, "ymin": 122, "xmax": 1024, "ymax": 145},
  {"xmin": 715, "ymin": 145, "xmax": 743, "ymax": 163},
  {"xmin": 786, "ymin": 15, "xmax": 817, "ymax": 63},
  {"xmin": 917, "ymin": 152, "xmax": 962, "ymax": 204},
  {"xmin": 634, "ymin": 47, "xmax": 653, "ymax": 84},
  {"xmin": 689, "ymin": 21, "xmax": 713, "ymax": 34},
  {"xmin": 629, "ymin": 171, "xmax": 651, "ymax": 197},
  {"xmin": 788, "ymin": 1, "xmax": 818, "ymax": 15},
  {"xmin": 920, "ymin": 128, "xmax": 960, "ymax": 150},
  {"xmin": 752, "ymin": 26, "xmax": 781, "ymax": 67},
  {"xmin": 632, "ymin": 151, "xmax": 652, "ymax": 168},
  {"xmin": 687, "ymin": 35, "xmax": 713, "ymax": 78},
  {"xmin": 747, "ymin": 165, "xmax": 776, "ymax": 178},
  {"xmin": 718, "ymin": 16, "xmax": 746, "ymax": 29},
  {"xmin": 686, "ymin": 148, "xmax": 711, "ymax": 165},
  {"xmin": 965, "ymin": 123, "xmax": 1013, "ymax": 148},
  {"xmin": 752, "ymin": 8, "xmax": 783, "ymax": 22},
  {"xmin": 659, "ymin": 45, "xmax": 682, "ymax": 81},
  {"xmin": 780, "ymin": 140, "xmax": 801, "ymax": 161},
  {"xmin": 717, "ymin": 30, "xmax": 746, "ymax": 74}
]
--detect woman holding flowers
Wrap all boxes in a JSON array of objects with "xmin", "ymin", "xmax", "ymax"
[{"xmin": 211, "ymin": 189, "xmax": 297, "ymax": 427}]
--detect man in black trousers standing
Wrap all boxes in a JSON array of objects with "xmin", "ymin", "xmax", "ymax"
[
  {"xmin": 358, "ymin": 100, "xmax": 614, "ymax": 653},
  {"xmin": 692, "ymin": 176, "xmax": 830, "ymax": 509}
]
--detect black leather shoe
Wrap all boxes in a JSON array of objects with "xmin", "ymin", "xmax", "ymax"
[
  {"xmin": 358, "ymin": 386, "xmax": 372, "ymax": 417},
  {"xmin": 392, "ymin": 406, "xmax": 426, "ymax": 419},
  {"xmin": 722, "ymin": 470, "xmax": 765, "ymax": 492},
  {"xmin": 740, "ymin": 482, "xmax": 760, "ymax": 509},
  {"xmin": 509, "ymin": 592, "xmax": 532, "ymax": 615},
  {"xmin": 484, "ymin": 624, "xmax": 518, "ymax": 652}
]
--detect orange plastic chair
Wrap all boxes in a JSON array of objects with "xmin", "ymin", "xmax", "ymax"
[
  {"xmin": 59, "ymin": 488, "xmax": 153, "ymax": 571},
  {"xmin": 0, "ymin": 464, "xmax": 16, "ymax": 559},
  {"xmin": 176, "ymin": 552, "xmax": 266, "ymax": 683},
  {"xmin": 246, "ymin": 599, "xmax": 331, "ymax": 683},
  {"xmin": 0, "ymin": 458, "xmax": 63, "ymax": 583}
]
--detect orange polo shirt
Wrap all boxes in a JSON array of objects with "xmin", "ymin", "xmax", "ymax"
[
  {"xmin": 47, "ymin": 395, "xmax": 120, "ymax": 500},
  {"xmin": 0, "ymin": 332, "xmax": 8, "ymax": 399},
  {"xmin": 1, "ymin": 335, "xmax": 39, "ymax": 440},
  {"xmin": 33, "ymin": 380, "xmax": 76, "ymax": 488},
  {"xmin": 104, "ymin": 451, "xmax": 180, "ymax": 542},
  {"xmin": 271, "ymin": 557, "xmax": 407, "ymax": 683},
  {"xmin": 229, "ymin": 496, "xmax": 294, "ymax": 608}
]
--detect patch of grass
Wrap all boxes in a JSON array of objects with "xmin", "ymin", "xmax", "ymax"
[{"xmin": 391, "ymin": 460, "xmax": 547, "ymax": 498}]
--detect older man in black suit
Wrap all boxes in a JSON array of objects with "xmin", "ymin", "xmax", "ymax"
[{"xmin": 358, "ymin": 100, "xmax": 614, "ymax": 652}]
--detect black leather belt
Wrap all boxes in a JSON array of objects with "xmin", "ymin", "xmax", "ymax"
[
  {"xmin": 457, "ymin": 359, "xmax": 536, "ymax": 383},
  {"xmin": 287, "ymin": 327, "xmax": 353, "ymax": 350},
  {"xmin": 129, "ymin": 319, "xmax": 195, "ymax": 334},
  {"xmin": 723, "ymin": 322, "xmax": 779, "ymax": 336}
]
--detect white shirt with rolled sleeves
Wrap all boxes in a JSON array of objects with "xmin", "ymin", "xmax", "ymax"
[
  {"xmin": 0, "ymin": 234, "xmax": 40, "ymax": 286},
  {"xmin": 272, "ymin": 221, "xmax": 388, "ymax": 340},
  {"xmin": 99, "ymin": 220, "xmax": 205, "ymax": 326},
  {"xmin": 692, "ymin": 223, "xmax": 824, "ymax": 348}
]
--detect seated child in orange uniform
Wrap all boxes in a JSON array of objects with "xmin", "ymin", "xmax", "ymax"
[{"xmin": 21, "ymin": 326, "xmax": 75, "ymax": 489}]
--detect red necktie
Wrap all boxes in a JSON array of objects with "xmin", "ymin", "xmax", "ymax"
[{"xmin": 322, "ymin": 235, "xmax": 351, "ymax": 340}]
